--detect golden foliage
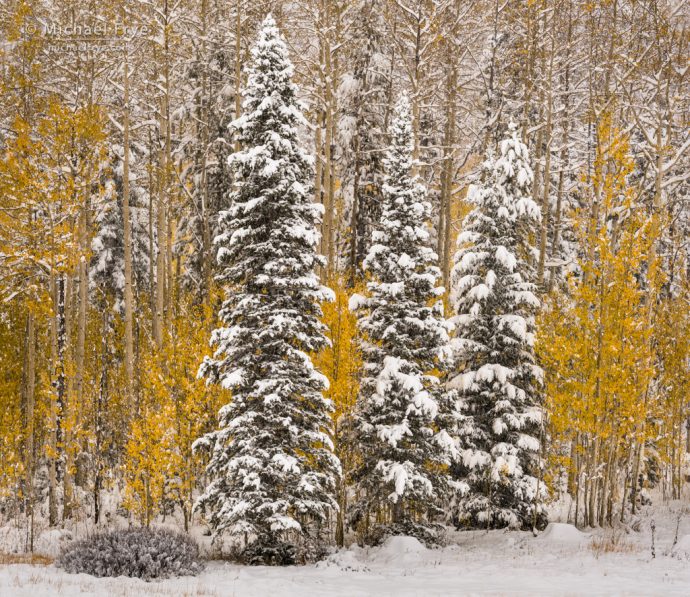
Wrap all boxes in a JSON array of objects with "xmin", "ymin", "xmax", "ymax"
[
  {"xmin": 538, "ymin": 114, "xmax": 661, "ymax": 522},
  {"xmin": 315, "ymin": 276, "xmax": 362, "ymax": 425},
  {"xmin": 123, "ymin": 297, "xmax": 223, "ymax": 527}
]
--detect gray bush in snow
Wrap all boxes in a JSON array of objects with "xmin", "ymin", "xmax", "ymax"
[{"xmin": 57, "ymin": 527, "xmax": 204, "ymax": 579}]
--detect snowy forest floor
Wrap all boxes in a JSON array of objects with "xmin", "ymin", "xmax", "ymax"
[{"xmin": 3, "ymin": 500, "xmax": 690, "ymax": 596}]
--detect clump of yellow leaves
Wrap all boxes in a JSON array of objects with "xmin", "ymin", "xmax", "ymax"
[
  {"xmin": 313, "ymin": 275, "xmax": 362, "ymax": 544},
  {"xmin": 123, "ymin": 298, "xmax": 223, "ymax": 529},
  {"xmin": 538, "ymin": 114, "xmax": 661, "ymax": 527}
]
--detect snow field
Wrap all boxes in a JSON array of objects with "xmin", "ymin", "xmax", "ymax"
[{"xmin": 4, "ymin": 505, "xmax": 690, "ymax": 596}]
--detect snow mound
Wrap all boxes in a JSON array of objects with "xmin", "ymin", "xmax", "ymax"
[
  {"xmin": 321, "ymin": 536, "xmax": 430, "ymax": 570},
  {"xmin": 369, "ymin": 535, "xmax": 430, "ymax": 565},
  {"xmin": 539, "ymin": 523, "xmax": 589, "ymax": 545},
  {"xmin": 381, "ymin": 535, "xmax": 426, "ymax": 555},
  {"xmin": 319, "ymin": 545, "xmax": 370, "ymax": 572},
  {"xmin": 671, "ymin": 535, "xmax": 690, "ymax": 560}
]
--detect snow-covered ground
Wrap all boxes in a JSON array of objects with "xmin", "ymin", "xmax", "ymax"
[{"xmin": 2, "ymin": 503, "xmax": 690, "ymax": 596}]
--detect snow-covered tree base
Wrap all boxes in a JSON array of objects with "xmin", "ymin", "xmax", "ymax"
[
  {"xmin": 239, "ymin": 533, "xmax": 330, "ymax": 566},
  {"xmin": 241, "ymin": 539, "xmax": 298, "ymax": 566}
]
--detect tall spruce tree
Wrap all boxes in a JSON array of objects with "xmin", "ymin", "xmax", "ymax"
[
  {"xmin": 449, "ymin": 123, "xmax": 547, "ymax": 530},
  {"xmin": 194, "ymin": 15, "xmax": 340, "ymax": 563},
  {"xmin": 349, "ymin": 97, "xmax": 459, "ymax": 544}
]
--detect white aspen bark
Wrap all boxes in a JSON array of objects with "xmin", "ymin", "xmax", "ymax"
[
  {"xmin": 154, "ymin": 95, "xmax": 166, "ymax": 348},
  {"xmin": 122, "ymin": 51, "xmax": 135, "ymax": 384},
  {"xmin": 537, "ymin": 13, "xmax": 556, "ymax": 286},
  {"xmin": 24, "ymin": 312, "xmax": 36, "ymax": 550},
  {"xmin": 441, "ymin": 61, "xmax": 456, "ymax": 291}
]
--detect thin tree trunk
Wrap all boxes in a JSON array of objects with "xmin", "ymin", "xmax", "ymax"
[
  {"xmin": 537, "ymin": 27, "xmax": 555, "ymax": 286},
  {"xmin": 630, "ymin": 442, "xmax": 643, "ymax": 515},
  {"xmin": 155, "ymin": 95, "xmax": 167, "ymax": 348},
  {"xmin": 320, "ymin": 0, "xmax": 337, "ymax": 277},
  {"xmin": 439, "ymin": 58, "xmax": 456, "ymax": 290},
  {"xmin": 315, "ymin": 105, "xmax": 325, "ymax": 277},
  {"xmin": 235, "ymin": 0, "xmax": 243, "ymax": 151},
  {"xmin": 24, "ymin": 312, "xmax": 36, "ymax": 550},
  {"xmin": 48, "ymin": 271, "xmax": 66, "ymax": 526},
  {"xmin": 199, "ymin": 0, "xmax": 212, "ymax": 305},
  {"xmin": 348, "ymin": 131, "xmax": 361, "ymax": 283},
  {"xmin": 122, "ymin": 51, "xmax": 135, "ymax": 385}
]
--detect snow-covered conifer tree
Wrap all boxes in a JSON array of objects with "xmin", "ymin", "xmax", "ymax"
[
  {"xmin": 90, "ymin": 146, "xmax": 151, "ymax": 312},
  {"xmin": 349, "ymin": 97, "xmax": 459, "ymax": 543},
  {"xmin": 449, "ymin": 123, "xmax": 547, "ymax": 530},
  {"xmin": 194, "ymin": 15, "xmax": 340, "ymax": 563}
]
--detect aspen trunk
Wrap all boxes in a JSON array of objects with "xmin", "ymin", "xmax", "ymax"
[
  {"xmin": 439, "ymin": 58, "xmax": 456, "ymax": 290},
  {"xmin": 314, "ymin": 107, "xmax": 324, "ymax": 279},
  {"xmin": 548, "ymin": 168, "xmax": 564, "ymax": 292},
  {"xmin": 319, "ymin": 0, "xmax": 337, "ymax": 276},
  {"xmin": 620, "ymin": 459, "xmax": 629, "ymax": 523},
  {"xmin": 154, "ymin": 0, "xmax": 173, "ymax": 347},
  {"xmin": 122, "ymin": 52, "xmax": 135, "ymax": 385},
  {"xmin": 24, "ymin": 312, "xmax": 36, "ymax": 550},
  {"xmin": 199, "ymin": 0, "xmax": 212, "ymax": 305},
  {"xmin": 48, "ymin": 272, "xmax": 66, "ymax": 526},
  {"xmin": 537, "ymin": 30, "xmax": 555, "ymax": 286},
  {"xmin": 154, "ymin": 95, "xmax": 167, "ymax": 348},
  {"xmin": 62, "ymin": 273, "xmax": 74, "ymax": 521},
  {"xmin": 573, "ymin": 434, "xmax": 581, "ymax": 527},
  {"xmin": 630, "ymin": 442, "xmax": 643, "ymax": 515},
  {"xmin": 348, "ymin": 131, "xmax": 362, "ymax": 283},
  {"xmin": 94, "ymin": 307, "xmax": 109, "ymax": 525},
  {"xmin": 548, "ymin": 0, "xmax": 572, "ymax": 292},
  {"xmin": 235, "ymin": 0, "xmax": 243, "ymax": 150}
]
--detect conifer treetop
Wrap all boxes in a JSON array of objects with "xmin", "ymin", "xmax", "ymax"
[
  {"xmin": 452, "ymin": 122, "xmax": 542, "ymax": 318},
  {"xmin": 468, "ymin": 121, "xmax": 540, "ymax": 225},
  {"xmin": 360, "ymin": 96, "xmax": 444, "ymax": 302}
]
